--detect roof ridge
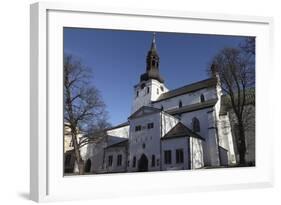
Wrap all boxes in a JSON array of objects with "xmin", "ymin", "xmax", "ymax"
[{"xmin": 153, "ymin": 77, "xmax": 217, "ymax": 103}]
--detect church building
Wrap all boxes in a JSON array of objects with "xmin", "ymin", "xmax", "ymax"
[{"xmin": 70, "ymin": 33, "xmax": 237, "ymax": 174}]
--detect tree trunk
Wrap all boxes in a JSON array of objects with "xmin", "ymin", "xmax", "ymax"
[
  {"xmin": 237, "ymin": 119, "xmax": 246, "ymax": 165},
  {"xmin": 71, "ymin": 131, "xmax": 85, "ymax": 174}
]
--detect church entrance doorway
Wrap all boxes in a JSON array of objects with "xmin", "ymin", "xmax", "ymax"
[{"xmin": 138, "ymin": 154, "xmax": 148, "ymax": 172}]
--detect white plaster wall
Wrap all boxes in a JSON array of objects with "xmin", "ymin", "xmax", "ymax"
[
  {"xmin": 86, "ymin": 141, "xmax": 107, "ymax": 173},
  {"xmin": 161, "ymin": 137, "xmax": 190, "ymax": 170},
  {"xmin": 190, "ymin": 137, "xmax": 204, "ymax": 169},
  {"xmin": 127, "ymin": 112, "xmax": 162, "ymax": 172},
  {"xmin": 206, "ymin": 110, "xmax": 220, "ymax": 166},
  {"xmin": 218, "ymin": 114, "xmax": 237, "ymax": 165},
  {"xmin": 161, "ymin": 112, "xmax": 179, "ymax": 137},
  {"xmin": 106, "ymin": 125, "xmax": 130, "ymax": 139},
  {"xmin": 153, "ymin": 87, "xmax": 217, "ymax": 111},
  {"xmin": 103, "ymin": 146, "xmax": 127, "ymax": 173},
  {"xmin": 132, "ymin": 79, "xmax": 168, "ymax": 113},
  {"xmin": 179, "ymin": 108, "xmax": 211, "ymax": 164}
]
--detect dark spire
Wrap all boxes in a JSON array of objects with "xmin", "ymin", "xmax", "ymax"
[{"xmin": 140, "ymin": 32, "xmax": 164, "ymax": 83}]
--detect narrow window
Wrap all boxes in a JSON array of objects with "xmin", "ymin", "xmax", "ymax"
[
  {"xmin": 151, "ymin": 155, "xmax": 155, "ymax": 167},
  {"xmin": 141, "ymin": 83, "xmax": 145, "ymax": 89},
  {"xmin": 142, "ymin": 143, "xmax": 146, "ymax": 149},
  {"xmin": 164, "ymin": 150, "xmax": 172, "ymax": 164},
  {"xmin": 160, "ymin": 86, "xmax": 164, "ymax": 91},
  {"xmin": 157, "ymin": 88, "xmax": 159, "ymax": 94},
  {"xmin": 176, "ymin": 149, "xmax": 184, "ymax": 163},
  {"xmin": 133, "ymin": 156, "xmax": 136, "ymax": 167},
  {"xmin": 161, "ymin": 105, "xmax": 164, "ymax": 111},
  {"xmin": 136, "ymin": 91, "xmax": 139, "ymax": 97},
  {"xmin": 108, "ymin": 155, "xmax": 113, "ymax": 167},
  {"xmin": 192, "ymin": 117, "xmax": 200, "ymax": 132},
  {"xmin": 157, "ymin": 159, "xmax": 160, "ymax": 166},
  {"xmin": 147, "ymin": 123, "xmax": 154, "ymax": 129},
  {"xmin": 179, "ymin": 100, "xmax": 182, "ymax": 108},
  {"xmin": 200, "ymin": 94, "xmax": 205, "ymax": 102},
  {"xmin": 117, "ymin": 155, "xmax": 122, "ymax": 166},
  {"xmin": 147, "ymin": 87, "xmax": 150, "ymax": 94}
]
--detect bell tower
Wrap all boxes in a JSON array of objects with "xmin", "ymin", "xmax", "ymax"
[{"xmin": 132, "ymin": 33, "xmax": 168, "ymax": 113}]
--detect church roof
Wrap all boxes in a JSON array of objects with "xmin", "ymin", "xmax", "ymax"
[
  {"xmin": 166, "ymin": 98, "xmax": 217, "ymax": 115},
  {"xmin": 162, "ymin": 122, "xmax": 204, "ymax": 140},
  {"xmin": 153, "ymin": 78, "xmax": 217, "ymax": 103},
  {"xmin": 105, "ymin": 138, "xmax": 128, "ymax": 149},
  {"xmin": 128, "ymin": 106, "xmax": 161, "ymax": 120},
  {"xmin": 106, "ymin": 121, "xmax": 129, "ymax": 131}
]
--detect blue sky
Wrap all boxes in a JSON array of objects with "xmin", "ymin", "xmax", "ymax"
[{"xmin": 64, "ymin": 28, "xmax": 247, "ymax": 126}]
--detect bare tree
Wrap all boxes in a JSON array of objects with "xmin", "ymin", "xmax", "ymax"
[
  {"xmin": 211, "ymin": 47, "xmax": 255, "ymax": 165},
  {"xmin": 240, "ymin": 37, "xmax": 255, "ymax": 56},
  {"xmin": 64, "ymin": 54, "xmax": 110, "ymax": 174}
]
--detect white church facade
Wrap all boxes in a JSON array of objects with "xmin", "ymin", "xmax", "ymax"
[{"xmin": 65, "ymin": 33, "xmax": 237, "ymax": 174}]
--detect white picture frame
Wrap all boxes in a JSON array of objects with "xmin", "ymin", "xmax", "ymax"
[{"xmin": 30, "ymin": 2, "xmax": 274, "ymax": 202}]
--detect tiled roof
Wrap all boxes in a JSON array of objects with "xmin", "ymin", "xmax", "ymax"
[
  {"xmin": 105, "ymin": 138, "xmax": 128, "ymax": 149},
  {"xmin": 128, "ymin": 106, "xmax": 161, "ymax": 119},
  {"xmin": 166, "ymin": 98, "xmax": 217, "ymax": 115},
  {"xmin": 162, "ymin": 122, "xmax": 204, "ymax": 140},
  {"xmin": 106, "ymin": 121, "xmax": 129, "ymax": 131},
  {"xmin": 153, "ymin": 78, "xmax": 217, "ymax": 103}
]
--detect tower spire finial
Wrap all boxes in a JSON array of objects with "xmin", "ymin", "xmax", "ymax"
[{"xmin": 151, "ymin": 32, "xmax": 156, "ymax": 50}]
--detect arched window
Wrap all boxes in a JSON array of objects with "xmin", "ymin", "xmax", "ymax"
[
  {"xmin": 151, "ymin": 155, "xmax": 155, "ymax": 167},
  {"xmin": 200, "ymin": 94, "xmax": 205, "ymax": 102},
  {"xmin": 179, "ymin": 100, "xmax": 182, "ymax": 108},
  {"xmin": 192, "ymin": 117, "xmax": 200, "ymax": 132}
]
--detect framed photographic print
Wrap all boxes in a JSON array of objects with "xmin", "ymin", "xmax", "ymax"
[{"xmin": 30, "ymin": 2, "xmax": 274, "ymax": 202}]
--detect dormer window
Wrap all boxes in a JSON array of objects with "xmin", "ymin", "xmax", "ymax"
[
  {"xmin": 200, "ymin": 94, "xmax": 205, "ymax": 102},
  {"xmin": 179, "ymin": 100, "xmax": 182, "ymax": 108}
]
